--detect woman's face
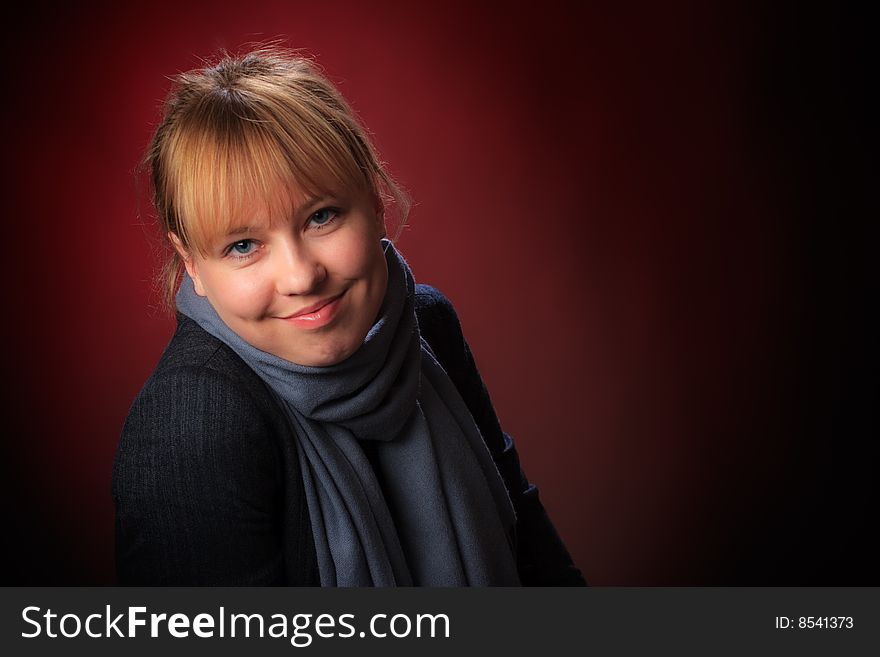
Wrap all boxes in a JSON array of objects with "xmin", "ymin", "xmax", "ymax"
[{"xmin": 177, "ymin": 186, "xmax": 388, "ymax": 367}]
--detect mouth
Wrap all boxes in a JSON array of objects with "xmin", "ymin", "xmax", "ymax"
[{"xmin": 278, "ymin": 291, "xmax": 346, "ymax": 328}]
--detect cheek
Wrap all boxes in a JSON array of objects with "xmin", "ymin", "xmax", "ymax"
[
  {"xmin": 327, "ymin": 233, "xmax": 384, "ymax": 279},
  {"xmin": 204, "ymin": 268, "xmax": 275, "ymax": 320},
  {"xmin": 355, "ymin": 242, "xmax": 388, "ymax": 295}
]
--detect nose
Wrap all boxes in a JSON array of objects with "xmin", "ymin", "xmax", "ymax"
[{"xmin": 273, "ymin": 240, "xmax": 327, "ymax": 296}]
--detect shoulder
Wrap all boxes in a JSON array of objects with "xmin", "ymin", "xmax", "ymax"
[
  {"xmin": 415, "ymin": 284, "xmax": 476, "ymax": 393},
  {"xmin": 415, "ymin": 283, "xmax": 456, "ymax": 315},
  {"xmin": 415, "ymin": 284, "xmax": 464, "ymax": 342},
  {"xmin": 150, "ymin": 313, "xmax": 260, "ymax": 386},
  {"xmin": 117, "ymin": 315, "xmax": 285, "ymax": 469},
  {"xmin": 114, "ymin": 316, "xmax": 288, "ymax": 531},
  {"xmin": 136, "ymin": 314, "xmax": 278, "ymax": 417}
]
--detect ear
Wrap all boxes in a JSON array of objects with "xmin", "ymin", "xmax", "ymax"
[{"xmin": 168, "ymin": 232, "xmax": 207, "ymax": 297}]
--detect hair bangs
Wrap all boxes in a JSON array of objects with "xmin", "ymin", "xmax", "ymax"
[{"xmin": 167, "ymin": 113, "xmax": 367, "ymax": 254}]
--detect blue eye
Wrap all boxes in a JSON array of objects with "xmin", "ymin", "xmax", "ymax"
[
  {"xmin": 228, "ymin": 239, "xmax": 257, "ymax": 257},
  {"xmin": 309, "ymin": 208, "xmax": 339, "ymax": 228}
]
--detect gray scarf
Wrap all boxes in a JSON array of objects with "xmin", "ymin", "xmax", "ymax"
[{"xmin": 176, "ymin": 240, "xmax": 520, "ymax": 586}]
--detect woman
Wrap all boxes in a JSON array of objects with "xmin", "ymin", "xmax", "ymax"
[{"xmin": 113, "ymin": 47, "xmax": 585, "ymax": 586}]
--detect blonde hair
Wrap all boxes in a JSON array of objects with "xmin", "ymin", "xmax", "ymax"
[{"xmin": 143, "ymin": 46, "xmax": 409, "ymax": 310}]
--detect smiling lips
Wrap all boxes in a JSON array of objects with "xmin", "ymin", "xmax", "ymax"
[{"xmin": 279, "ymin": 292, "xmax": 345, "ymax": 328}]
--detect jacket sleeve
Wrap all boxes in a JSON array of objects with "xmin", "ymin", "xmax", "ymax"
[
  {"xmin": 417, "ymin": 287, "xmax": 587, "ymax": 586},
  {"xmin": 112, "ymin": 365, "xmax": 285, "ymax": 585}
]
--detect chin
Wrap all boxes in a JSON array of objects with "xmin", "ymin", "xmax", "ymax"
[{"xmin": 295, "ymin": 337, "xmax": 359, "ymax": 368}]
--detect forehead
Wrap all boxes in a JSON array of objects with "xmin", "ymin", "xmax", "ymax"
[
  {"xmin": 168, "ymin": 114, "xmax": 365, "ymax": 253},
  {"xmin": 193, "ymin": 180, "xmax": 336, "ymax": 244},
  {"xmin": 178, "ymin": 153, "xmax": 346, "ymax": 252},
  {"xmin": 221, "ymin": 188, "xmax": 336, "ymax": 235}
]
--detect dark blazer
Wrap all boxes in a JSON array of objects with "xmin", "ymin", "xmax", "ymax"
[{"xmin": 113, "ymin": 285, "xmax": 586, "ymax": 586}]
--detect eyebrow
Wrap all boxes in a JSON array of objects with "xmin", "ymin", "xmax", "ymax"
[{"xmin": 222, "ymin": 195, "xmax": 330, "ymax": 237}]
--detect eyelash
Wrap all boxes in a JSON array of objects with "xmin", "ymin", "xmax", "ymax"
[
  {"xmin": 222, "ymin": 207, "xmax": 342, "ymax": 261},
  {"xmin": 309, "ymin": 207, "xmax": 341, "ymax": 231},
  {"xmin": 223, "ymin": 239, "xmax": 260, "ymax": 261}
]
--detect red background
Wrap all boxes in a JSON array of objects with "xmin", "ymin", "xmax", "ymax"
[{"xmin": 3, "ymin": 1, "xmax": 873, "ymax": 584}]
